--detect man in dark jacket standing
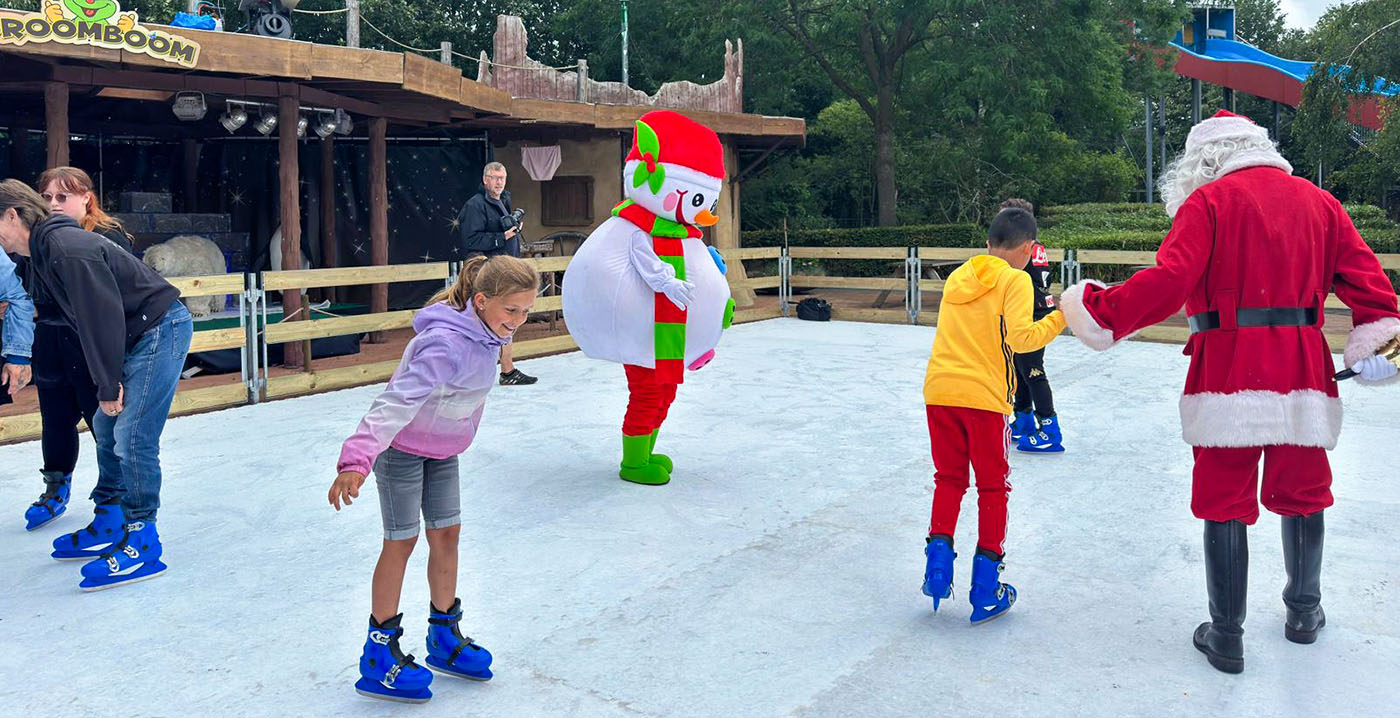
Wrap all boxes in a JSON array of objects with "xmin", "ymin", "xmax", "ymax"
[
  {"xmin": 457, "ymin": 161, "xmax": 537, "ymax": 385},
  {"xmin": 0, "ymin": 179, "xmax": 192, "ymax": 592}
]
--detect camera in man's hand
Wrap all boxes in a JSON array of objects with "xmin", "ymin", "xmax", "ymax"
[{"xmin": 501, "ymin": 208, "xmax": 526, "ymax": 231}]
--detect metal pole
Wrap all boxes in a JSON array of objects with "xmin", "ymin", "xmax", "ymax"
[
  {"xmin": 1158, "ymin": 95, "xmax": 1167, "ymax": 173},
  {"xmin": 1191, "ymin": 79, "xmax": 1202, "ymax": 124},
  {"xmin": 1272, "ymin": 100, "xmax": 1280, "ymax": 140},
  {"xmin": 346, "ymin": 0, "xmax": 360, "ymax": 48},
  {"xmin": 1145, "ymin": 94, "xmax": 1154, "ymax": 204},
  {"xmin": 621, "ymin": 0, "xmax": 630, "ymax": 87}
]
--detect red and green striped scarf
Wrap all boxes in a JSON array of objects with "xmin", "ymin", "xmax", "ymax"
[{"xmin": 614, "ymin": 199, "xmax": 702, "ymax": 384}]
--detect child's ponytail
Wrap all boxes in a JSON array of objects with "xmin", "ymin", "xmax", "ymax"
[{"xmin": 428, "ymin": 255, "xmax": 539, "ymax": 311}]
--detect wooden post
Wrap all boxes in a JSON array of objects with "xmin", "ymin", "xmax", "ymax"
[
  {"xmin": 577, "ymin": 59, "xmax": 588, "ymax": 102},
  {"xmin": 44, "ymin": 82, "xmax": 69, "ymax": 169},
  {"xmin": 320, "ymin": 134, "xmax": 338, "ymax": 304},
  {"xmin": 181, "ymin": 138, "xmax": 201, "ymax": 213},
  {"xmin": 8, "ymin": 125, "xmax": 29, "ymax": 183},
  {"xmin": 346, "ymin": 0, "xmax": 360, "ymax": 48},
  {"xmin": 278, "ymin": 93, "xmax": 306, "ymax": 369},
  {"xmin": 369, "ymin": 116, "xmax": 389, "ymax": 341},
  {"xmin": 440, "ymin": 42, "xmax": 452, "ymax": 64}
]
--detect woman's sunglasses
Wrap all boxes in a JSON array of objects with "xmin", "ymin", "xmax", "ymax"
[{"xmin": 40, "ymin": 192, "xmax": 82, "ymax": 204}]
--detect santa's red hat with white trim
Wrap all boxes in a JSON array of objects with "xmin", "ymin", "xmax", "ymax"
[{"xmin": 1184, "ymin": 109, "xmax": 1271, "ymax": 151}]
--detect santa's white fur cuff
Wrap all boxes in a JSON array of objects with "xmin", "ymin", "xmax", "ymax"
[
  {"xmin": 1060, "ymin": 280, "xmax": 1117, "ymax": 351},
  {"xmin": 1343, "ymin": 316, "xmax": 1400, "ymax": 386}
]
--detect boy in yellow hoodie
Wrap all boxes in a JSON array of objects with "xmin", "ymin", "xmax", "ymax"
[{"xmin": 921, "ymin": 206, "xmax": 1065, "ymax": 623}]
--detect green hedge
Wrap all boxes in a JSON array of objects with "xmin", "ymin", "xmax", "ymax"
[{"xmin": 741, "ymin": 224, "xmax": 983, "ymax": 248}]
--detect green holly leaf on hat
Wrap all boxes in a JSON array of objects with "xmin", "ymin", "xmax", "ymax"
[{"xmin": 632, "ymin": 119, "xmax": 666, "ymax": 195}]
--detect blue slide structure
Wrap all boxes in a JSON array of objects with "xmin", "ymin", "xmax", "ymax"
[{"xmin": 1169, "ymin": 6, "xmax": 1396, "ymax": 131}]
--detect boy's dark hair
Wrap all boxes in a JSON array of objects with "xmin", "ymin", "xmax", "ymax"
[
  {"xmin": 999, "ymin": 198, "xmax": 1034, "ymax": 213},
  {"xmin": 988, "ymin": 207, "xmax": 1037, "ymax": 248}
]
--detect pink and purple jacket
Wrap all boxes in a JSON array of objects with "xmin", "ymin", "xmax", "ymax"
[{"xmin": 337, "ymin": 301, "xmax": 508, "ymax": 475}]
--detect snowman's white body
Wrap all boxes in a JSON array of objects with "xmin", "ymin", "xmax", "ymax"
[{"xmin": 562, "ymin": 160, "xmax": 730, "ymax": 369}]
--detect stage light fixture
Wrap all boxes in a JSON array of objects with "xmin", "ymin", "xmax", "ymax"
[
  {"xmin": 171, "ymin": 92, "xmax": 208, "ymax": 122},
  {"xmin": 254, "ymin": 109, "xmax": 278, "ymax": 136},
  {"xmin": 219, "ymin": 103, "xmax": 248, "ymax": 133},
  {"xmin": 313, "ymin": 112, "xmax": 337, "ymax": 139},
  {"xmin": 333, "ymin": 108, "xmax": 354, "ymax": 136}
]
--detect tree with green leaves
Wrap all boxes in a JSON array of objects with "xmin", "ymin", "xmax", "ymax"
[
  {"xmin": 748, "ymin": 0, "xmax": 940, "ymax": 227},
  {"xmin": 1293, "ymin": 0, "xmax": 1400, "ymax": 213}
]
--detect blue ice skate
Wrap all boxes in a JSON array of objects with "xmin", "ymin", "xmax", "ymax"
[
  {"xmin": 355, "ymin": 614, "xmax": 434, "ymax": 703},
  {"xmin": 969, "ymin": 552, "xmax": 1017, "ymax": 624},
  {"xmin": 1017, "ymin": 415, "xmax": 1064, "ymax": 454},
  {"xmin": 426, "ymin": 598, "xmax": 493, "ymax": 681},
  {"xmin": 921, "ymin": 536, "xmax": 957, "ymax": 612},
  {"xmin": 51, "ymin": 502, "xmax": 125, "ymax": 561},
  {"xmin": 1009, "ymin": 411, "xmax": 1036, "ymax": 441},
  {"xmin": 79, "ymin": 521, "xmax": 167, "ymax": 591},
  {"xmin": 25, "ymin": 471, "xmax": 71, "ymax": 531}
]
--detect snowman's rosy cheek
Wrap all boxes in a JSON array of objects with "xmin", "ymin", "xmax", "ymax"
[{"xmin": 663, "ymin": 192, "xmax": 680, "ymax": 212}]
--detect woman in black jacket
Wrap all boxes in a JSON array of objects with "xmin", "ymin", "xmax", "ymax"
[
  {"xmin": 23, "ymin": 167, "xmax": 136, "ymax": 531},
  {"xmin": 0, "ymin": 179, "xmax": 191, "ymax": 591}
]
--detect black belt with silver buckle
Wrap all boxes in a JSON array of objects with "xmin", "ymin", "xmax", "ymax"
[{"xmin": 1187, "ymin": 307, "xmax": 1318, "ymax": 334}]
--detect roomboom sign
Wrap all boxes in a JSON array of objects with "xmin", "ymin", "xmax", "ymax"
[{"xmin": 0, "ymin": 1, "xmax": 201, "ymax": 68}]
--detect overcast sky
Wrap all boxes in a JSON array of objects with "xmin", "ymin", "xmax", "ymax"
[{"xmin": 1279, "ymin": 0, "xmax": 1339, "ymax": 30}]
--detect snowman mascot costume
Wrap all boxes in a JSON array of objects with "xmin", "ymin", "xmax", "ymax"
[
  {"xmin": 563, "ymin": 110, "xmax": 735, "ymax": 486},
  {"xmin": 1061, "ymin": 110, "xmax": 1400, "ymax": 674}
]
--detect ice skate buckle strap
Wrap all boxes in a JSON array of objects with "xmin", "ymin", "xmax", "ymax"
[
  {"xmin": 447, "ymin": 637, "xmax": 479, "ymax": 666},
  {"xmin": 1188, "ymin": 307, "xmax": 1318, "ymax": 334}
]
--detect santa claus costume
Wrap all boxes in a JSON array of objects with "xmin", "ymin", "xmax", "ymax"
[
  {"xmin": 1060, "ymin": 110, "xmax": 1400, "ymax": 674},
  {"xmin": 562, "ymin": 111, "xmax": 734, "ymax": 486}
]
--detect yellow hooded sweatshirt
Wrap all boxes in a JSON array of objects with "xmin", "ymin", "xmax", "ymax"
[{"xmin": 923, "ymin": 255, "xmax": 1067, "ymax": 414}]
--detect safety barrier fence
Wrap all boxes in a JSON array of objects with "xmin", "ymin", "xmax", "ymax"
[{"xmin": 3, "ymin": 246, "xmax": 1383, "ymax": 442}]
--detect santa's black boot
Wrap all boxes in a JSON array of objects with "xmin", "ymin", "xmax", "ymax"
[
  {"xmin": 1193, "ymin": 519, "xmax": 1247, "ymax": 674},
  {"xmin": 1282, "ymin": 511, "xmax": 1326, "ymax": 644}
]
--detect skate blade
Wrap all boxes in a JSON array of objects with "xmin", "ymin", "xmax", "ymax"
[
  {"xmin": 426, "ymin": 657, "xmax": 493, "ymax": 681},
  {"xmin": 970, "ymin": 607, "xmax": 1013, "ymax": 625},
  {"xmin": 26, "ymin": 511, "xmax": 67, "ymax": 532},
  {"xmin": 355, "ymin": 678, "xmax": 432, "ymax": 703},
  {"xmin": 79, "ymin": 561, "xmax": 167, "ymax": 592}
]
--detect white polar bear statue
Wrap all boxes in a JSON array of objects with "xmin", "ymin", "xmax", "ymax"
[{"xmin": 142, "ymin": 234, "xmax": 228, "ymax": 318}]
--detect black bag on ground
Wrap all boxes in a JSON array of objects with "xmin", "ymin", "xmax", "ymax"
[{"xmin": 796, "ymin": 297, "xmax": 831, "ymax": 321}]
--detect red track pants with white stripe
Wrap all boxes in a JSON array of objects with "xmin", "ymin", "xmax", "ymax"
[{"xmin": 926, "ymin": 405, "xmax": 1012, "ymax": 556}]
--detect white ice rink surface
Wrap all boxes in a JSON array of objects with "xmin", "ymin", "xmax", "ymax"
[{"xmin": 2, "ymin": 319, "xmax": 1397, "ymax": 717}]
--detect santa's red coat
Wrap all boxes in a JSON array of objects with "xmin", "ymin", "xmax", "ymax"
[{"xmin": 1061, "ymin": 166, "xmax": 1400, "ymax": 448}]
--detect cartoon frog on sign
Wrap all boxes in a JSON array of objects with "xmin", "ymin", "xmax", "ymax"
[{"xmin": 45, "ymin": 0, "xmax": 138, "ymax": 33}]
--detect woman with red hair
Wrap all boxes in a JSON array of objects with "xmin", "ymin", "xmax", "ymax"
[{"xmin": 22, "ymin": 167, "xmax": 134, "ymax": 531}]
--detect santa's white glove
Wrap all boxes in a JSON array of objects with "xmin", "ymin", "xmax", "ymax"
[
  {"xmin": 660, "ymin": 278, "xmax": 695, "ymax": 310},
  {"xmin": 1353, "ymin": 354, "xmax": 1398, "ymax": 382}
]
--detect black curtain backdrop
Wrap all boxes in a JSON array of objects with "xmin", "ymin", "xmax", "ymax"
[{"xmin": 1, "ymin": 129, "xmax": 488, "ymax": 309}]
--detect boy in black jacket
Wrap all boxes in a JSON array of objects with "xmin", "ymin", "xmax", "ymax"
[
  {"xmin": 0, "ymin": 179, "xmax": 192, "ymax": 591},
  {"xmin": 999, "ymin": 199, "xmax": 1063, "ymax": 453}
]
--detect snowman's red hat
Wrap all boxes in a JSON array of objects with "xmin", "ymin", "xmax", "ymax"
[{"xmin": 626, "ymin": 110, "xmax": 726, "ymax": 181}]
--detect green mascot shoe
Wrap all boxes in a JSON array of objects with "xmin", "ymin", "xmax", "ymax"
[
  {"xmin": 648, "ymin": 429, "xmax": 673, "ymax": 473},
  {"xmin": 620, "ymin": 433, "xmax": 670, "ymax": 485}
]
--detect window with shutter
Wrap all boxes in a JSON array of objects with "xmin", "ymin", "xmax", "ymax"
[{"xmin": 541, "ymin": 176, "xmax": 594, "ymax": 226}]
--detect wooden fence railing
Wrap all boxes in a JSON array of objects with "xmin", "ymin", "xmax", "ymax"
[{"xmin": 0, "ymin": 250, "xmax": 786, "ymax": 443}]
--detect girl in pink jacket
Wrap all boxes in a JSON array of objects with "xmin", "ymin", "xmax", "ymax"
[{"xmin": 328, "ymin": 254, "xmax": 538, "ymax": 704}]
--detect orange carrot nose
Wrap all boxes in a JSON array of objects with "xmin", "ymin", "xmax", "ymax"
[{"xmin": 694, "ymin": 209, "xmax": 719, "ymax": 226}]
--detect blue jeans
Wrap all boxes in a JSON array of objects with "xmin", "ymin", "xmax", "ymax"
[{"xmin": 90, "ymin": 302, "xmax": 193, "ymax": 522}]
